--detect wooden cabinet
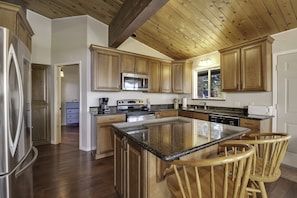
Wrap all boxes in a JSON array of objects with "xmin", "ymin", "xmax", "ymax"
[
  {"xmin": 155, "ymin": 110, "xmax": 178, "ymax": 118},
  {"xmin": 240, "ymin": 118, "xmax": 272, "ymax": 134},
  {"xmin": 148, "ymin": 59, "xmax": 161, "ymax": 92},
  {"xmin": 192, "ymin": 112, "xmax": 209, "ymax": 121},
  {"xmin": 114, "ymin": 133, "xmax": 144, "ymax": 198},
  {"xmin": 172, "ymin": 60, "xmax": 192, "ymax": 93},
  {"xmin": 0, "ymin": 1, "xmax": 34, "ymax": 51},
  {"xmin": 160, "ymin": 61, "xmax": 172, "ymax": 93},
  {"xmin": 178, "ymin": 110, "xmax": 193, "ymax": 118},
  {"xmin": 92, "ymin": 114, "xmax": 126, "ymax": 159},
  {"xmin": 90, "ymin": 45, "xmax": 121, "ymax": 91},
  {"xmin": 121, "ymin": 54, "xmax": 149, "ymax": 75},
  {"xmin": 220, "ymin": 36, "xmax": 274, "ymax": 92},
  {"xmin": 65, "ymin": 102, "xmax": 79, "ymax": 125}
]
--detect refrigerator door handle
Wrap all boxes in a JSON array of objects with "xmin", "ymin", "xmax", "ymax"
[
  {"xmin": 6, "ymin": 43, "xmax": 24, "ymax": 156},
  {"xmin": 15, "ymin": 147, "xmax": 38, "ymax": 178}
]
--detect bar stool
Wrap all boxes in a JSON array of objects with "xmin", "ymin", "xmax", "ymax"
[
  {"xmin": 228, "ymin": 133, "xmax": 291, "ymax": 198},
  {"xmin": 166, "ymin": 143, "xmax": 255, "ymax": 198}
]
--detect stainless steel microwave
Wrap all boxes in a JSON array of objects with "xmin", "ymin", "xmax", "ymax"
[{"xmin": 121, "ymin": 73, "xmax": 149, "ymax": 91}]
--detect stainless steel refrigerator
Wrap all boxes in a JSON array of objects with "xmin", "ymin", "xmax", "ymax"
[{"xmin": 0, "ymin": 26, "xmax": 38, "ymax": 198}]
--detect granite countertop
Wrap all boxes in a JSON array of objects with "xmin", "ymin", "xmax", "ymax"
[{"xmin": 112, "ymin": 117, "xmax": 250, "ymax": 161}]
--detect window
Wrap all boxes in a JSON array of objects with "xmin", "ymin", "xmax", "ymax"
[{"xmin": 193, "ymin": 67, "xmax": 223, "ymax": 99}]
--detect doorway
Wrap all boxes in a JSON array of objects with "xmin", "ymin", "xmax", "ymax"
[
  {"xmin": 55, "ymin": 63, "xmax": 80, "ymax": 147},
  {"xmin": 276, "ymin": 51, "xmax": 297, "ymax": 168}
]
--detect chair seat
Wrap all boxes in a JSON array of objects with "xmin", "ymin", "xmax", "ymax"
[{"xmin": 250, "ymin": 159, "xmax": 281, "ymax": 182}]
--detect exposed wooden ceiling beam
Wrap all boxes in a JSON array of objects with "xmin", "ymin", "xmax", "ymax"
[{"xmin": 108, "ymin": 0, "xmax": 168, "ymax": 48}]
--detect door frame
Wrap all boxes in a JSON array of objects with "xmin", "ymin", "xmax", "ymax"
[
  {"xmin": 272, "ymin": 48, "xmax": 297, "ymax": 167},
  {"xmin": 53, "ymin": 61, "xmax": 81, "ymax": 147}
]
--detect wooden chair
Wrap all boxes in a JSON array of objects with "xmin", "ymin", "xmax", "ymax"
[
  {"xmin": 166, "ymin": 143, "xmax": 255, "ymax": 198},
  {"xmin": 228, "ymin": 133, "xmax": 291, "ymax": 198}
]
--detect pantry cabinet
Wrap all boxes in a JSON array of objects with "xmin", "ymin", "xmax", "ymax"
[
  {"xmin": 90, "ymin": 45, "xmax": 121, "ymax": 91},
  {"xmin": 121, "ymin": 54, "xmax": 149, "ymax": 75},
  {"xmin": 0, "ymin": 1, "xmax": 34, "ymax": 51},
  {"xmin": 220, "ymin": 36, "xmax": 274, "ymax": 92},
  {"xmin": 172, "ymin": 60, "xmax": 192, "ymax": 93}
]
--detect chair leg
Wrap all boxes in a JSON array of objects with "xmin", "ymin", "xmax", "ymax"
[{"xmin": 258, "ymin": 181, "xmax": 268, "ymax": 198}]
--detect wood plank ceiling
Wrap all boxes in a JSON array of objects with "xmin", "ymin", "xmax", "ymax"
[{"xmin": 6, "ymin": 0, "xmax": 297, "ymax": 60}]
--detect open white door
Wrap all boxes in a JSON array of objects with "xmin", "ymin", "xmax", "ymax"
[{"xmin": 277, "ymin": 52, "xmax": 297, "ymax": 168}]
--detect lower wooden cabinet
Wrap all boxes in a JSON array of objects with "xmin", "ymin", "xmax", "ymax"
[
  {"xmin": 155, "ymin": 110, "xmax": 178, "ymax": 118},
  {"xmin": 178, "ymin": 110, "xmax": 193, "ymax": 118},
  {"xmin": 92, "ymin": 114, "xmax": 126, "ymax": 159},
  {"xmin": 240, "ymin": 118, "xmax": 272, "ymax": 134},
  {"xmin": 114, "ymin": 133, "xmax": 144, "ymax": 198},
  {"xmin": 192, "ymin": 112, "xmax": 209, "ymax": 121},
  {"xmin": 114, "ymin": 132, "xmax": 171, "ymax": 198}
]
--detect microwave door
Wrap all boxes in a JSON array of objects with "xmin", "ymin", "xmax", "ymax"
[{"xmin": 123, "ymin": 76, "xmax": 135, "ymax": 90}]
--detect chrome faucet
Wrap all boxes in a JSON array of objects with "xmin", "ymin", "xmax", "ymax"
[{"xmin": 203, "ymin": 102, "xmax": 207, "ymax": 110}]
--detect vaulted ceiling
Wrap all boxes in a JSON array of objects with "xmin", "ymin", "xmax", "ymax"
[{"xmin": 4, "ymin": 0, "xmax": 297, "ymax": 59}]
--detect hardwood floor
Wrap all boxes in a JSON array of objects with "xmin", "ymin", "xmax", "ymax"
[{"xmin": 33, "ymin": 126, "xmax": 297, "ymax": 198}]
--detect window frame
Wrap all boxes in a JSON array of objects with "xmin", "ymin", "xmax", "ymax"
[{"xmin": 192, "ymin": 66, "xmax": 224, "ymax": 100}]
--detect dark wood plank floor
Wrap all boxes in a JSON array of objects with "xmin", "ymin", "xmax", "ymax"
[{"xmin": 33, "ymin": 126, "xmax": 297, "ymax": 198}]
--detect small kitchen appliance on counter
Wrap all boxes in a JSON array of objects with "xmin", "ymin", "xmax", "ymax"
[
  {"xmin": 173, "ymin": 98, "xmax": 179, "ymax": 109},
  {"xmin": 98, "ymin": 97, "xmax": 110, "ymax": 113}
]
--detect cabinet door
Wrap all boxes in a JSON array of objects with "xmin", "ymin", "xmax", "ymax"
[
  {"xmin": 135, "ymin": 57, "xmax": 149, "ymax": 75},
  {"xmin": 148, "ymin": 60, "xmax": 161, "ymax": 92},
  {"xmin": 121, "ymin": 54, "xmax": 135, "ymax": 73},
  {"xmin": 160, "ymin": 61, "xmax": 172, "ymax": 93},
  {"xmin": 97, "ymin": 125, "xmax": 114, "ymax": 154},
  {"xmin": 241, "ymin": 42, "xmax": 265, "ymax": 91},
  {"xmin": 114, "ymin": 134, "xmax": 125, "ymax": 197},
  {"xmin": 192, "ymin": 112, "xmax": 209, "ymax": 121},
  {"xmin": 91, "ymin": 50, "xmax": 121, "ymax": 91},
  {"xmin": 172, "ymin": 62, "xmax": 183, "ymax": 93},
  {"xmin": 178, "ymin": 110, "xmax": 193, "ymax": 118},
  {"xmin": 127, "ymin": 140, "xmax": 142, "ymax": 198},
  {"xmin": 220, "ymin": 48, "xmax": 241, "ymax": 91},
  {"xmin": 155, "ymin": 110, "xmax": 178, "ymax": 118}
]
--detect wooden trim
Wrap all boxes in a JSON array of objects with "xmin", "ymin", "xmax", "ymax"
[{"xmin": 108, "ymin": 0, "xmax": 169, "ymax": 48}]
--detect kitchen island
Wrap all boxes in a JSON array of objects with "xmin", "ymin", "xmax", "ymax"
[{"xmin": 112, "ymin": 117, "xmax": 250, "ymax": 198}]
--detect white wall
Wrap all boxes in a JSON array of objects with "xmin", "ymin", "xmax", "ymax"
[{"xmin": 26, "ymin": 10, "xmax": 51, "ymax": 64}]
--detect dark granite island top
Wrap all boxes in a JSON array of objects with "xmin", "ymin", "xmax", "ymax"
[{"xmin": 112, "ymin": 116, "xmax": 250, "ymax": 161}]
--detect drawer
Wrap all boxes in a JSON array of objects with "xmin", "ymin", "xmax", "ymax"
[
  {"xmin": 66, "ymin": 109, "xmax": 79, "ymax": 114},
  {"xmin": 97, "ymin": 114, "xmax": 126, "ymax": 124},
  {"xmin": 67, "ymin": 118, "xmax": 79, "ymax": 124},
  {"xmin": 67, "ymin": 113, "xmax": 79, "ymax": 119},
  {"xmin": 66, "ymin": 102, "xmax": 79, "ymax": 109}
]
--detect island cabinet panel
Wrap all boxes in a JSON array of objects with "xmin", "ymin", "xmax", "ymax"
[
  {"xmin": 114, "ymin": 133, "xmax": 171, "ymax": 198},
  {"xmin": 148, "ymin": 59, "xmax": 161, "ymax": 93},
  {"xmin": 92, "ymin": 114, "xmax": 126, "ymax": 160},
  {"xmin": 220, "ymin": 36, "xmax": 273, "ymax": 92},
  {"xmin": 121, "ymin": 54, "xmax": 149, "ymax": 75},
  {"xmin": 90, "ymin": 46, "xmax": 121, "ymax": 91},
  {"xmin": 172, "ymin": 60, "xmax": 192, "ymax": 94}
]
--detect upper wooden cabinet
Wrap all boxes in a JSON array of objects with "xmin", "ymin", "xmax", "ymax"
[
  {"xmin": 220, "ymin": 36, "xmax": 274, "ymax": 92},
  {"xmin": 148, "ymin": 59, "xmax": 161, "ymax": 92},
  {"xmin": 121, "ymin": 54, "xmax": 149, "ymax": 75},
  {"xmin": 90, "ymin": 45, "xmax": 121, "ymax": 91},
  {"xmin": 160, "ymin": 61, "xmax": 172, "ymax": 93},
  {"xmin": 0, "ymin": 1, "xmax": 34, "ymax": 51},
  {"xmin": 172, "ymin": 60, "xmax": 192, "ymax": 93}
]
